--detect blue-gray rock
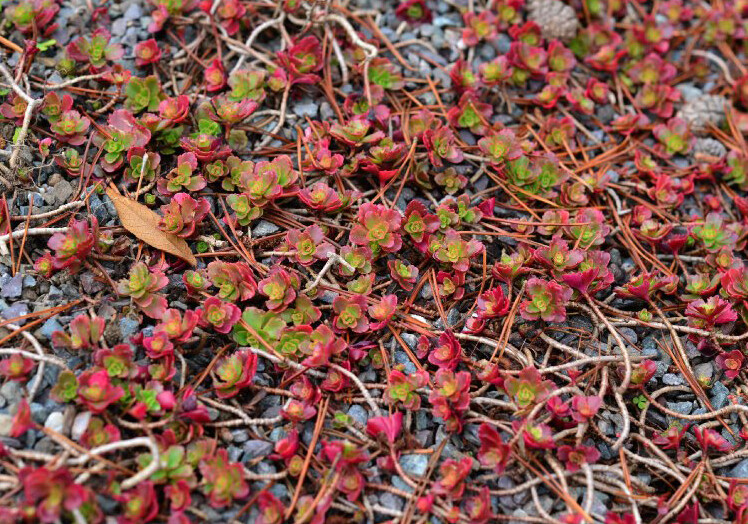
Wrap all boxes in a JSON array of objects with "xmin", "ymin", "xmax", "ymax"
[
  {"xmin": 1, "ymin": 274, "xmax": 23, "ymax": 298},
  {"xmin": 379, "ymin": 492, "xmax": 404, "ymax": 511},
  {"xmin": 123, "ymin": 2, "xmax": 142, "ymax": 20},
  {"xmin": 30, "ymin": 402, "xmax": 50, "ymax": 424},
  {"xmin": 0, "ymin": 381, "xmax": 23, "ymax": 404},
  {"xmin": 291, "ymin": 99, "xmax": 318, "ymax": 118},
  {"xmin": 119, "ymin": 317, "xmax": 140, "ymax": 339},
  {"xmin": 666, "ymin": 401, "xmax": 693, "ymax": 416},
  {"xmin": 415, "ymin": 429, "xmax": 433, "ymax": 447},
  {"xmin": 347, "ymin": 404, "xmax": 368, "ymax": 426},
  {"xmin": 394, "ymin": 351, "xmax": 416, "ymax": 375},
  {"xmin": 39, "ymin": 317, "xmax": 63, "ymax": 340},
  {"xmin": 252, "ymin": 220, "xmax": 280, "ymax": 237},
  {"xmin": 231, "ymin": 430, "xmax": 249, "ymax": 444},
  {"xmin": 400, "ymin": 454, "xmax": 428, "ymax": 477},
  {"xmin": 415, "ymin": 410, "xmax": 431, "ymax": 430},
  {"xmin": 89, "ymin": 194, "xmax": 111, "ymax": 223},
  {"xmin": 392, "ymin": 475, "xmax": 414, "ymax": 493},
  {"xmin": 662, "ymin": 373, "xmax": 685, "ymax": 386},
  {"xmin": 400, "ymin": 333, "xmax": 418, "ymax": 350},
  {"xmin": 243, "ymin": 439, "xmax": 273, "ymax": 460},
  {"xmin": 111, "ymin": 18, "xmax": 128, "ymax": 38},
  {"xmin": 711, "ymin": 381, "xmax": 729, "ymax": 409},
  {"xmin": 227, "ymin": 445, "xmax": 243, "ymax": 463},
  {"xmin": 1, "ymin": 302, "xmax": 28, "ymax": 323},
  {"xmin": 22, "ymin": 275, "xmax": 35, "ymax": 287},
  {"xmin": 694, "ymin": 362, "xmax": 714, "ymax": 385},
  {"xmin": 47, "ymin": 285, "xmax": 63, "ymax": 300}
]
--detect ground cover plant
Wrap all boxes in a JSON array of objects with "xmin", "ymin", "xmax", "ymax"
[{"xmin": 1, "ymin": 0, "xmax": 748, "ymax": 522}]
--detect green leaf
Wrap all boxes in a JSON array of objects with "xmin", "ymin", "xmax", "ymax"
[
  {"xmin": 37, "ymin": 39, "xmax": 57, "ymax": 52},
  {"xmin": 12, "ymin": 127, "xmax": 22, "ymax": 144}
]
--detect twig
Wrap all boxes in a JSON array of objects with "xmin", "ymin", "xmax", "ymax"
[
  {"xmin": 0, "ymin": 62, "xmax": 41, "ymax": 169},
  {"xmin": 0, "ymin": 227, "xmax": 68, "ymax": 256},
  {"xmin": 303, "ymin": 251, "xmax": 355, "ymax": 292},
  {"xmin": 68, "ymin": 437, "xmax": 160, "ymax": 490}
]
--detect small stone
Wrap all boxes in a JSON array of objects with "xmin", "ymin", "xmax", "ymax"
[
  {"xmin": 663, "ymin": 373, "xmax": 685, "ymax": 386},
  {"xmin": 111, "ymin": 17, "xmax": 128, "ymax": 37},
  {"xmin": 2, "ymin": 302, "xmax": 28, "ymax": 324},
  {"xmin": 347, "ymin": 405, "xmax": 368, "ymax": 426},
  {"xmin": 1, "ymin": 274, "xmax": 23, "ymax": 298},
  {"xmin": 119, "ymin": 317, "xmax": 140, "ymax": 339},
  {"xmin": 394, "ymin": 351, "xmax": 416, "ymax": 375},
  {"xmin": 446, "ymin": 308, "xmax": 461, "ymax": 327},
  {"xmin": 44, "ymin": 412, "xmax": 64, "ymax": 433},
  {"xmin": 676, "ymin": 94, "xmax": 728, "ymax": 134},
  {"xmin": 291, "ymin": 99, "xmax": 318, "ymax": 118},
  {"xmin": 666, "ymin": 401, "xmax": 693, "ymax": 416},
  {"xmin": 89, "ymin": 194, "xmax": 110, "ymax": 224},
  {"xmin": 710, "ymin": 381, "xmax": 729, "ymax": 409},
  {"xmin": 415, "ymin": 410, "xmax": 431, "ymax": 430},
  {"xmin": 231, "ymin": 429, "xmax": 249, "ymax": 444},
  {"xmin": 44, "ymin": 180, "xmax": 74, "ymax": 206},
  {"xmin": 123, "ymin": 2, "xmax": 142, "ymax": 20},
  {"xmin": 243, "ymin": 440, "xmax": 273, "ymax": 459},
  {"xmin": 71, "ymin": 412, "xmax": 92, "ymax": 441},
  {"xmin": 414, "ymin": 430, "xmax": 433, "ymax": 447},
  {"xmin": 30, "ymin": 402, "xmax": 50, "ymax": 424},
  {"xmin": 227, "ymin": 446, "xmax": 243, "ymax": 463},
  {"xmin": 527, "ymin": 0, "xmax": 578, "ymax": 41},
  {"xmin": 0, "ymin": 381, "xmax": 23, "ymax": 403},
  {"xmin": 379, "ymin": 492, "xmax": 404, "ymax": 511},
  {"xmin": 729, "ymin": 459, "xmax": 748, "ymax": 479},
  {"xmin": 694, "ymin": 362, "xmax": 714, "ymax": 386},
  {"xmin": 0, "ymin": 414, "xmax": 13, "ymax": 437},
  {"xmin": 401, "ymin": 333, "xmax": 418, "ymax": 350},
  {"xmin": 252, "ymin": 220, "xmax": 280, "ymax": 237},
  {"xmin": 400, "ymin": 454, "xmax": 428, "ymax": 477}
]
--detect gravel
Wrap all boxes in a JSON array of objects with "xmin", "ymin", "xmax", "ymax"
[
  {"xmin": 399, "ymin": 453, "xmax": 428, "ymax": 477},
  {"xmin": 44, "ymin": 412, "xmax": 65, "ymax": 434},
  {"xmin": 242, "ymin": 440, "xmax": 274, "ymax": 460},
  {"xmin": 0, "ymin": 274, "xmax": 23, "ymax": 299}
]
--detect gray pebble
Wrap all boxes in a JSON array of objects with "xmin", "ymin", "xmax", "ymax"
[
  {"xmin": 119, "ymin": 317, "xmax": 140, "ymax": 339},
  {"xmin": 662, "ymin": 373, "xmax": 685, "ymax": 386},
  {"xmin": 666, "ymin": 401, "xmax": 693, "ymax": 416},
  {"xmin": 227, "ymin": 445, "xmax": 243, "ymax": 463},
  {"xmin": 1, "ymin": 302, "xmax": 28, "ymax": 323},
  {"xmin": 710, "ymin": 381, "xmax": 729, "ymax": 409},
  {"xmin": 728, "ymin": 459, "xmax": 748, "ymax": 478},
  {"xmin": 252, "ymin": 220, "xmax": 280, "ymax": 237},
  {"xmin": 71, "ymin": 411, "xmax": 92, "ymax": 441},
  {"xmin": 694, "ymin": 362, "xmax": 714, "ymax": 385},
  {"xmin": 399, "ymin": 453, "xmax": 428, "ymax": 476},
  {"xmin": 1, "ymin": 274, "xmax": 23, "ymax": 298},
  {"xmin": 231, "ymin": 429, "xmax": 249, "ymax": 444},
  {"xmin": 44, "ymin": 412, "xmax": 65, "ymax": 434},
  {"xmin": 0, "ymin": 414, "xmax": 14, "ymax": 437},
  {"xmin": 291, "ymin": 99, "xmax": 318, "ymax": 118},
  {"xmin": 347, "ymin": 404, "xmax": 368, "ymax": 426},
  {"xmin": 379, "ymin": 492, "xmax": 404, "ymax": 511},
  {"xmin": 123, "ymin": 2, "xmax": 143, "ymax": 20},
  {"xmin": 243, "ymin": 439, "xmax": 274, "ymax": 460}
]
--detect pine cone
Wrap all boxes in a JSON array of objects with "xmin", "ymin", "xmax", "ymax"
[
  {"xmin": 692, "ymin": 137, "xmax": 726, "ymax": 161},
  {"xmin": 676, "ymin": 94, "xmax": 728, "ymax": 134},
  {"xmin": 527, "ymin": 0, "xmax": 578, "ymax": 42}
]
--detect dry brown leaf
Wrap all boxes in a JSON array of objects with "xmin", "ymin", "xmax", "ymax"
[{"xmin": 105, "ymin": 184, "xmax": 197, "ymax": 266}]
